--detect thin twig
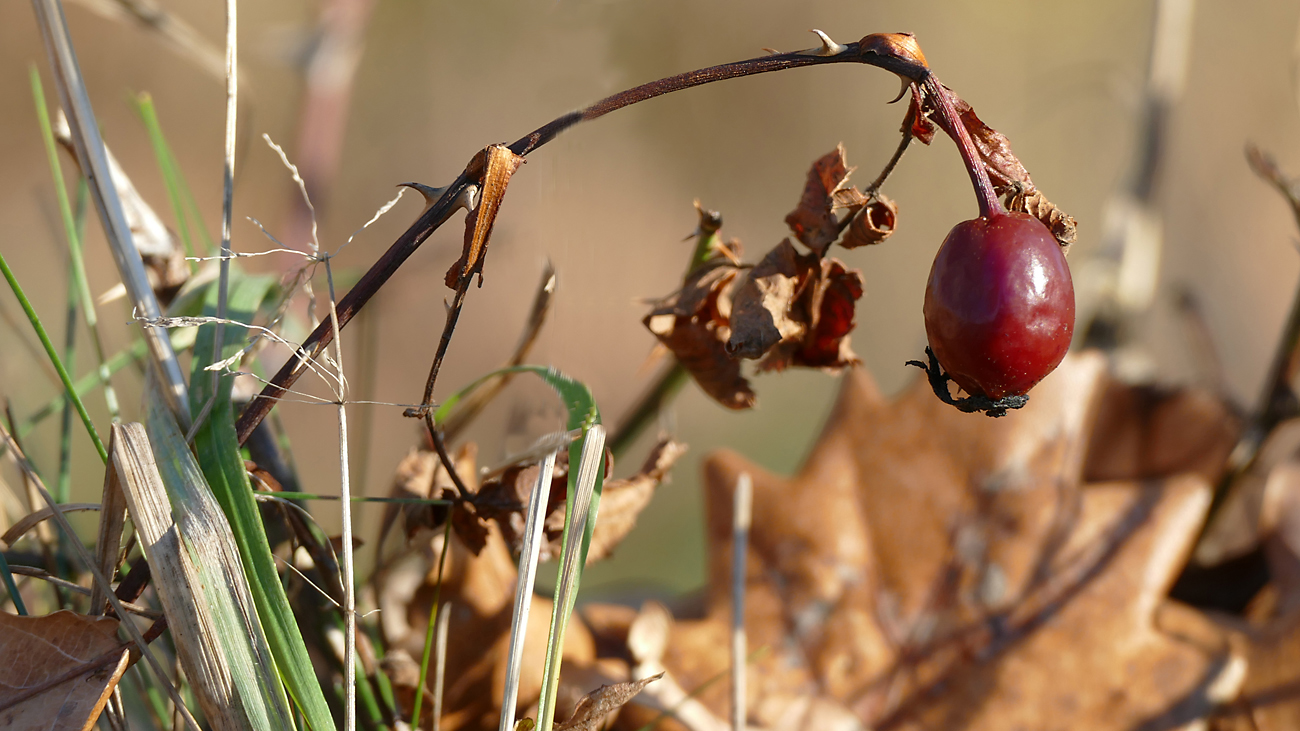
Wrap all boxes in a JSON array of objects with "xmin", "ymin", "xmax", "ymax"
[
  {"xmin": 412, "ymin": 518, "xmax": 454, "ymax": 728},
  {"xmin": 189, "ymin": 0, "xmax": 238, "ymax": 443},
  {"xmin": 325, "ymin": 257, "xmax": 358, "ymax": 731},
  {"xmin": 5, "ymin": 565, "xmax": 163, "ymax": 618},
  {"xmin": 31, "ymin": 0, "xmax": 190, "ymax": 428},
  {"xmin": 433, "ymin": 598, "xmax": 451, "ymax": 731},
  {"xmin": 865, "ymin": 130, "xmax": 912, "ymax": 194}
]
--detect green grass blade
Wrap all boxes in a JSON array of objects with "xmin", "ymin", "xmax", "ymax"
[
  {"xmin": 435, "ymin": 364, "xmax": 604, "ymax": 731},
  {"xmin": 0, "ymin": 550, "xmax": 27, "ymax": 615},
  {"xmin": 0, "ymin": 250, "xmax": 106, "ymax": 463},
  {"xmin": 188, "ymin": 273, "xmax": 337, "ymax": 731},
  {"xmin": 146, "ymin": 390, "xmax": 297, "ymax": 731},
  {"xmin": 57, "ymin": 252, "xmax": 79, "ymax": 504},
  {"xmin": 536, "ymin": 425, "xmax": 606, "ymax": 731},
  {"xmin": 433, "ymin": 365, "xmax": 598, "ymax": 432},
  {"xmin": 411, "ymin": 519, "xmax": 452, "ymax": 729},
  {"xmin": 31, "ymin": 67, "xmax": 122, "ymax": 422},
  {"xmin": 254, "ymin": 491, "xmax": 451, "ymax": 505},
  {"xmin": 133, "ymin": 92, "xmax": 198, "ymax": 267}
]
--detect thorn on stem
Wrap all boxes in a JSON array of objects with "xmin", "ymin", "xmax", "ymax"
[{"xmin": 800, "ymin": 29, "xmax": 848, "ymax": 57}]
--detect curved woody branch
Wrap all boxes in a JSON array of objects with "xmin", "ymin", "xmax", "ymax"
[{"xmin": 235, "ymin": 32, "xmax": 934, "ymax": 444}]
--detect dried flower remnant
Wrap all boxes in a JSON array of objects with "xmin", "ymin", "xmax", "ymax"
[{"xmin": 840, "ymin": 194, "xmax": 898, "ymax": 249}]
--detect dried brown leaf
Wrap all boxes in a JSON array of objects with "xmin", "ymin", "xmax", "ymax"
[
  {"xmin": 888, "ymin": 477, "xmax": 1235, "ymax": 731},
  {"xmin": 450, "ymin": 494, "xmax": 491, "ymax": 556},
  {"xmin": 1014, "ymin": 187, "xmax": 1078, "ymax": 251},
  {"xmin": 377, "ymin": 513, "xmax": 596, "ymax": 730},
  {"xmin": 0, "ymin": 610, "xmax": 131, "ymax": 731},
  {"xmin": 1084, "ymin": 379, "xmax": 1240, "ymax": 485},
  {"xmin": 644, "ymin": 261, "xmax": 753, "ymax": 409},
  {"xmin": 901, "ymin": 83, "xmax": 936, "ymax": 144},
  {"xmin": 917, "ymin": 85, "xmax": 1077, "ymax": 249},
  {"xmin": 726, "ymin": 239, "xmax": 811, "ymax": 360},
  {"xmin": 555, "ymin": 673, "xmax": 663, "ymax": 731},
  {"xmin": 784, "ymin": 145, "xmax": 860, "ymax": 253},
  {"xmin": 445, "ymin": 145, "xmax": 526, "ymax": 289},
  {"xmin": 758, "ymin": 257, "xmax": 863, "ymax": 372}
]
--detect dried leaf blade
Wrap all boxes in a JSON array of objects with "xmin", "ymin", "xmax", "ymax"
[{"xmin": 554, "ymin": 673, "xmax": 663, "ymax": 731}]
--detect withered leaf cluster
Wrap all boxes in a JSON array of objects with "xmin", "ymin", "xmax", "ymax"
[
  {"xmin": 904, "ymin": 82, "xmax": 1078, "ymax": 251},
  {"xmin": 644, "ymin": 146, "xmax": 877, "ymax": 409},
  {"xmin": 375, "ymin": 436, "xmax": 685, "ymax": 730},
  {"xmin": 379, "ymin": 437, "xmax": 685, "ymax": 565}
]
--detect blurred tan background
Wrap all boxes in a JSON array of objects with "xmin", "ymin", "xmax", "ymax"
[{"xmin": 2, "ymin": 0, "xmax": 1299, "ymax": 597}]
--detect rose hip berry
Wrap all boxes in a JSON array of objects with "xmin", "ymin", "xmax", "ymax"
[{"xmin": 922, "ymin": 212, "xmax": 1074, "ymax": 400}]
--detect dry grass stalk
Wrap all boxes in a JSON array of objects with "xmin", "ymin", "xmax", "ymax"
[{"xmin": 30, "ymin": 0, "xmax": 191, "ymax": 427}]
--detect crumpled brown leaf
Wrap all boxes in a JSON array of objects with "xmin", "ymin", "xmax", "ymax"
[
  {"xmin": 644, "ymin": 253, "xmax": 753, "ymax": 409},
  {"xmin": 726, "ymin": 240, "xmax": 810, "ymax": 360},
  {"xmin": 378, "ymin": 443, "xmax": 478, "ymax": 549},
  {"xmin": 0, "ymin": 610, "xmax": 132, "ymax": 731},
  {"xmin": 723, "ymin": 240, "xmax": 865, "ymax": 372},
  {"xmin": 784, "ymin": 144, "xmax": 862, "ymax": 254},
  {"xmin": 445, "ymin": 145, "xmax": 527, "ymax": 289},
  {"xmin": 643, "ymin": 148, "xmax": 878, "ymax": 409},
  {"xmin": 757, "ymin": 257, "xmax": 864, "ymax": 372},
  {"xmin": 480, "ymin": 439, "xmax": 686, "ymax": 564}
]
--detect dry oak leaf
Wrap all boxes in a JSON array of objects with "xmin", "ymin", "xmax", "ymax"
[
  {"xmin": 697, "ymin": 355, "xmax": 1107, "ymax": 714},
  {"xmin": 645, "ymin": 258, "xmax": 753, "ymax": 409},
  {"xmin": 663, "ymin": 352, "xmax": 1239, "ymax": 729},
  {"xmin": 1197, "ymin": 419, "xmax": 1300, "ymax": 568},
  {"xmin": 1208, "ymin": 457, "xmax": 1300, "ymax": 731},
  {"xmin": 0, "ymin": 610, "xmax": 132, "ymax": 731},
  {"xmin": 1210, "ymin": 608, "xmax": 1300, "ymax": 731},
  {"xmin": 1083, "ymin": 378, "xmax": 1240, "ymax": 486},
  {"xmin": 884, "ymin": 477, "xmax": 1241, "ymax": 731}
]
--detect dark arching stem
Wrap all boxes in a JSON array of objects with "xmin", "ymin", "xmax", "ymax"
[{"xmin": 235, "ymin": 37, "xmax": 931, "ymax": 445}]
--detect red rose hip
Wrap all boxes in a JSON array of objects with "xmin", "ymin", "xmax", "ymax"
[{"xmin": 922, "ymin": 212, "xmax": 1074, "ymax": 400}]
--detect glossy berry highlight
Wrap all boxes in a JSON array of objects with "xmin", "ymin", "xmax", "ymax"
[{"xmin": 922, "ymin": 212, "xmax": 1075, "ymax": 401}]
